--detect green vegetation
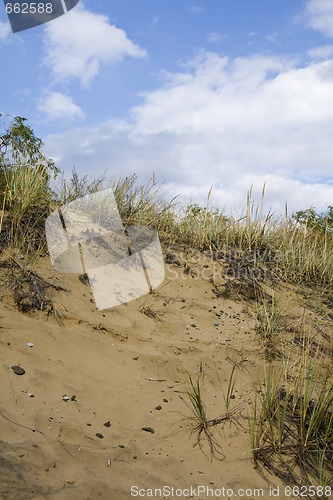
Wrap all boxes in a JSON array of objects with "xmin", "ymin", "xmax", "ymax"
[
  {"xmin": 178, "ymin": 362, "xmax": 240, "ymax": 461},
  {"xmin": 0, "ymin": 114, "xmax": 58, "ymax": 255},
  {"xmin": 249, "ymin": 353, "xmax": 333, "ymax": 489},
  {"xmin": 0, "ymin": 114, "xmax": 58, "ymax": 176},
  {"xmin": 293, "ymin": 206, "xmax": 333, "ymax": 235}
]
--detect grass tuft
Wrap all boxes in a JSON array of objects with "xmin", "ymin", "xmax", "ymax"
[{"xmin": 250, "ymin": 353, "xmax": 333, "ymax": 493}]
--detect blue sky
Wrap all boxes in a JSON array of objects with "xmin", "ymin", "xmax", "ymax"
[{"xmin": 1, "ymin": 0, "xmax": 333, "ymax": 215}]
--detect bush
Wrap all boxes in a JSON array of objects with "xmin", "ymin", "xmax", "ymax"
[
  {"xmin": 292, "ymin": 206, "xmax": 333, "ymax": 235},
  {"xmin": 0, "ymin": 115, "xmax": 57, "ymax": 255}
]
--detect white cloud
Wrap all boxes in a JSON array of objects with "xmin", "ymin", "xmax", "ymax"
[
  {"xmin": 0, "ymin": 19, "xmax": 11, "ymax": 40},
  {"xmin": 207, "ymin": 32, "xmax": 227, "ymax": 43},
  {"xmin": 308, "ymin": 44, "xmax": 333, "ymax": 59},
  {"xmin": 151, "ymin": 16, "xmax": 159, "ymax": 27},
  {"xmin": 44, "ymin": 51, "xmax": 333, "ymax": 215},
  {"xmin": 42, "ymin": 4, "xmax": 147, "ymax": 87},
  {"xmin": 188, "ymin": 5, "xmax": 204, "ymax": 15},
  {"xmin": 305, "ymin": 0, "xmax": 333, "ymax": 37},
  {"xmin": 38, "ymin": 92, "xmax": 84, "ymax": 121},
  {"xmin": 265, "ymin": 33, "xmax": 278, "ymax": 43}
]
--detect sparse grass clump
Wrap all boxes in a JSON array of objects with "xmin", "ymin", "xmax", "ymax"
[
  {"xmin": 178, "ymin": 363, "xmax": 222, "ymax": 459},
  {"xmin": 0, "ymin": 257, "xmax": 65, "ymax": 313},
  {"xmin": 250, "ymin": 353, "xmax": 333, "ymax": 494},
  {"xmin": 112, "ymin": 174, "xmax": 177, "ymax": 235},
  {"xmin": 56, "ymin": 167, "xmax": 106, "ymax": 204},
  {"xmin": 177, "ymin": 363, "xmax": 242, "ymax": 461},
  {"xmin": 250, "ymin": 289, "xmax": 285, "ymax": 360}
]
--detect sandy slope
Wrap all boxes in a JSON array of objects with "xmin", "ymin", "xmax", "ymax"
[{"xmin": 0, "ymin": 249, "xmax": 315, "ymax": 500}]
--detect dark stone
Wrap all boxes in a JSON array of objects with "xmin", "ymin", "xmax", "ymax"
[
  {"xmin": 142, "ymin": 427, "xmax": 155, "ymax": 434},
  {"xmin": 11, "ymin": 365, "xmax": 25, "ymax": 376}
]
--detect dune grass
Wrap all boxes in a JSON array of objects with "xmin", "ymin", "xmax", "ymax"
[
  {"xmin": 249, "ymin": 352, "xmax": 333, "ymax": 491},
  {"xmin": 1, "ymin": 165, "xmax": 332, "ymax": 289},
  {"xmin": 0, "ymin": 163, "xmax": 52, "ymax": 258},
  {"xmin": 178, "ymin": 362, "xmax": 241, "ymax": 461}
]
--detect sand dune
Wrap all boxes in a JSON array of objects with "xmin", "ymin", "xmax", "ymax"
[{"xmin": 0, "ymin": 248, "xmax": 330, "ymax": 499}]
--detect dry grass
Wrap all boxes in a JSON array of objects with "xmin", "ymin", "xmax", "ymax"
[
  {"xmin": 0, "ymin": 163, "xmax": 52, "ymax": 258},
  {"xmin": 248, "ymin": 318, "xmax": 333, "ymax": 498},
  {"xmin": 1, "ymin": 166, "xmax": 332, "ymax": 289}
]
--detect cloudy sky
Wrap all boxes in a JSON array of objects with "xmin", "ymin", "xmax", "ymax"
[{"xmin": 1, "ymin": 0, "xmax": 333, "ymax": 215}]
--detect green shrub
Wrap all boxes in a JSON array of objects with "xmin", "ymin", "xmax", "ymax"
[
  {"xmin": 0, "ymin": 115, "xmax": 57, "ymax": 255},
  {"xmin": 292, "ymin": 206, "xmax": 333, "ymax": 235}
]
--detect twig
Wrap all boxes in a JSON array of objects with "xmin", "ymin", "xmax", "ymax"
[{"xmin": 0, "ymin": 410, "xmax": 45, "ymax": 435}]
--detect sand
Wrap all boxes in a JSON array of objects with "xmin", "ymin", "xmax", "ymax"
[{"xmin": 0, "ymin": 248, "xmax": 322, "ymax": 500}]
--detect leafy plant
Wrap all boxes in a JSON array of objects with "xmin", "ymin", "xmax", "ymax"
[
  {"xmin": 292, "ymin": 206, "xmax": 333, "ymax": 235},
  {"xmin": 0, "ymin": 114, "xmax": 58, "ymax": 178},
  {"xmin": 0, "ymin": 115, "xmax": 58, "ymax": 255}
]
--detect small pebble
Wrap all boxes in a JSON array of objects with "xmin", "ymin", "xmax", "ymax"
[
  {"xmin": 11, "ymin": 365, "xmax": 25, "ymax": 376},
  {"xmin": 96, "ymin": 433, "xmax": 104, "ymax": 439},
  {"xmin": 104, "ymin": 420, "xmax": 111, "ymax": 427},
  {"xmin": 155, "ymin": 405, "xmax": 162, "ymax": 410},
  {"xmin": 142, "ymin": 427, "xmax": 155, "ymax": 434}
]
